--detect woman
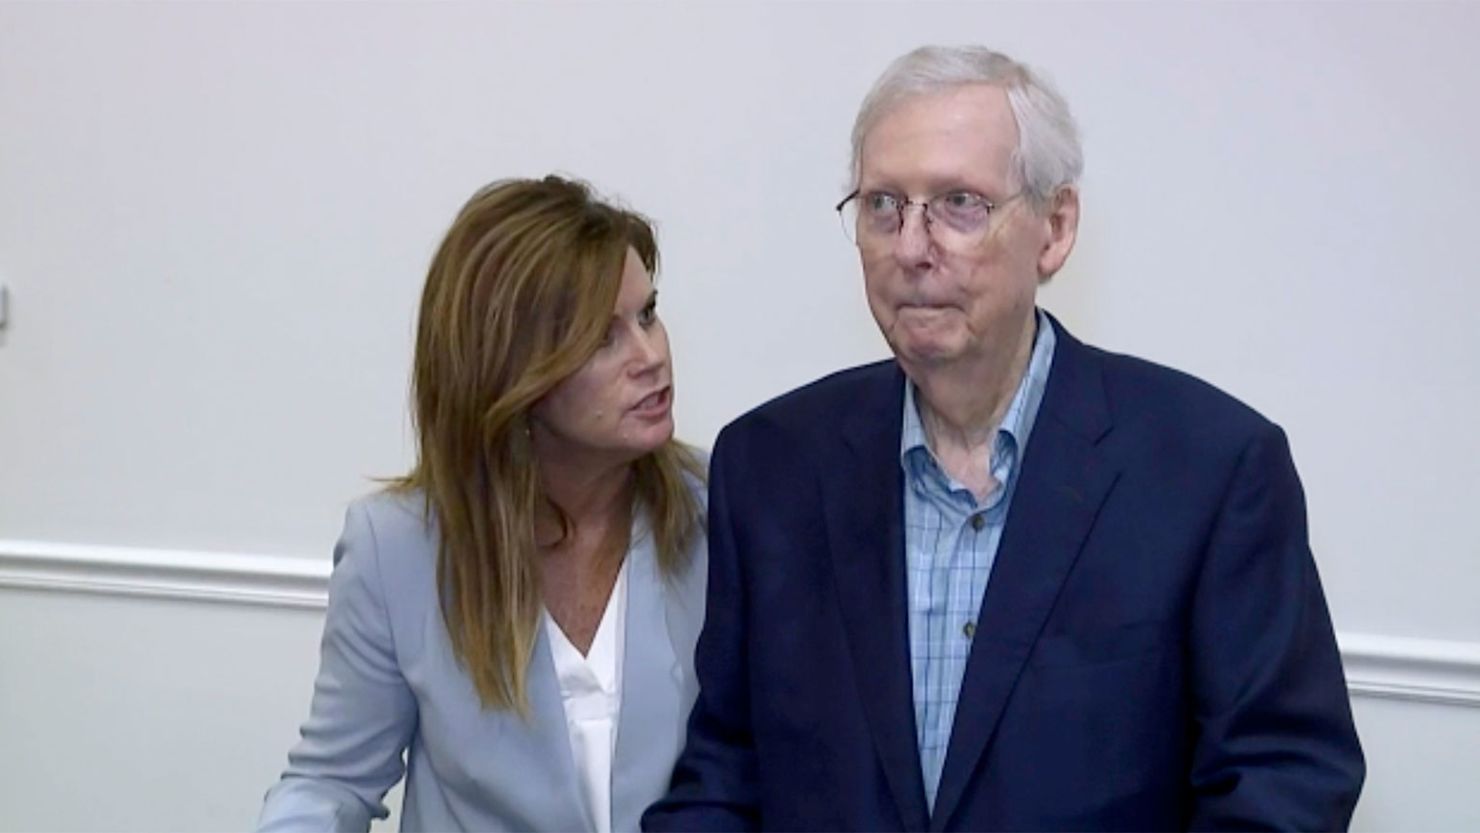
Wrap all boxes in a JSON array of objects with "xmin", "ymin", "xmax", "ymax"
[{"xmin": 258, "ymin": 176, "xmax": 707, "ymax": 832}]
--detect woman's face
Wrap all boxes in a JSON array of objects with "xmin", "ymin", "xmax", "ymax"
[{"xmin": 530, "ymin": 247, "xmax": 674, "ymax": 469}]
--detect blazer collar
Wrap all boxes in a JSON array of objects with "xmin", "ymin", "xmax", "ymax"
[
  {"xmin": 614, "ymin": 510, "xmax": 705, "ymax": 832},
  {"xmin": 930, "ymin": 316, "xmax": 1121, "ymax": 830},
  {"xmin": 535, "ymin": 511, "xmax": 698, "ymax": 833},
  {"xmin": 612, "ymin": 526, "xmax": 669, "ymax": 831},
  {"xmin": 827, "ymin": 360, "xmax": 933, "ymax": 831},
  {"xmin": 527, "ymin": 624, "xmax": 598, "ymax": 830},
  {"xmin": 823, "ymin": 316, "xmax": 1120, "ymax": 831}
]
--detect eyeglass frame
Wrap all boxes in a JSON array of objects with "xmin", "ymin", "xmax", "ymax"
[{"xmin": 834, "ymin": 188, "xmax": 1023, "ymax": 248}]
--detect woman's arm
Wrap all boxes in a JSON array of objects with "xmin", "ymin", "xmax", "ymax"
[{"xmin": 258, "ymin": 502, "xmax": 418, "ymax": 832}]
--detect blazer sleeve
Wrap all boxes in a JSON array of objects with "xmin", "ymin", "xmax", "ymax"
[
  {"xmin": 643, "ymin": 427, "xmax": 761, "ymax": 831},
  {"xmin": 257, "ymin": 502, "xmax": 417, "ymax": 832},
  {"xmin": 1186, "ymin": 422, "xmax": 1366, "ymax": 830}
]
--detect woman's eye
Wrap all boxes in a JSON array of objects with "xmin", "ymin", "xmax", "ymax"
[{"xmin": 638, "ymin": 304, "xmax": 657, "ymax": 326}]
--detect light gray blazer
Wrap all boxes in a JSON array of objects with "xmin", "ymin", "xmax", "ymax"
[{"xmin": 258, "ymin": 485, "xmax": 707, "ymax": 832}]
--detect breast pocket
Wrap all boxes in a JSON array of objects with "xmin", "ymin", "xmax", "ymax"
[{"xmin": 1028, "ymin": 620, "xmax": 1175, "ymax": 669}]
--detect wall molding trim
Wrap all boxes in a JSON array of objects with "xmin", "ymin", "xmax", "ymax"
[
  {"xmin": 2, "ymin": 539, "xmax": 1478, "ymax": 706},
  {"xmin": 0, "ymin": 538, "xmax": 329, "ymax": 609},
  {"xmin": 1338, "ymin": 632, "xmax": 1480, "ymax": 708}
]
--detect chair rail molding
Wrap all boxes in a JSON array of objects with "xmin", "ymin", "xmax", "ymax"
[
  {"xmin": 2, "ymin": 538, "xmax": 1477, "ymax": 706},
  {"xmin": 0, "ymin": 538, "xmax": 329, "ymax": 609},
  {"xmin": 1338, "ymin": 632, "xmax": 1480, "ymax": 708}
]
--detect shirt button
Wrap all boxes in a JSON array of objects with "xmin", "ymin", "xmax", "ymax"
[
  {"xmin": 970, "ymin": 514, "xmax": 985, "ymax": 531},
  {"xmin": 962, "ymin": 621, "xmax": 976, "ymax": 639}
]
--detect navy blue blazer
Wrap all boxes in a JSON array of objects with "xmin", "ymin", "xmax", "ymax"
[{"xmin": 645, "ymin": 318, "xmax": 1363, "ymax": 831}]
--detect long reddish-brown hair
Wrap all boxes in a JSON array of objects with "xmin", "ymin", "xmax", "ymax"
[{"xmin": 395, "ymin": 175, "xmax": 703, "ymax": 713}]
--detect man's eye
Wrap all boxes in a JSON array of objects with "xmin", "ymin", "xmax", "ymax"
[
  {"xmin": 936, "ymin": 192, "xmax": 990, "ymax": 224},
  {"xmin": 940, "ymin": 191, "xmax": 983, "ymax": 210},
  {"xmin": 863, "ymin": 192, "xmax": 898, "ymax": 214}
]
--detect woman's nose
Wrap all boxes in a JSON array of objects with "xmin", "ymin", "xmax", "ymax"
[{"xmin": 628, "ymin": 327, "xmax": 664, "ymax": 373}]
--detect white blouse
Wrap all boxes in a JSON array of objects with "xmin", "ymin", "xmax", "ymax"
[{"xmin": 543, "ymin": 558, "xmax": 630, "ymax": 833}]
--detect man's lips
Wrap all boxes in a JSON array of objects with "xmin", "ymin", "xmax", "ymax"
[{"xmin": 898, "ymin": 303, "xmax": 955, "ymax": 317}]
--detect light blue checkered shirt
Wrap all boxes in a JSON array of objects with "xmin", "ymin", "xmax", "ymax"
[{"xmin": 901, "ymin": 310, "xmax": 1056, "ymax": 809}]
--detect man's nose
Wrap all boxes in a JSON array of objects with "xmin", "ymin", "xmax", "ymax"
[{"xmin": 893, "ymin": 203, "xmax": 934, "ymax": 265}]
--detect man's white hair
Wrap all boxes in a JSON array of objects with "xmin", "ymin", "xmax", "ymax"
[{"xmin": 850, "ymin": 45, "xmax": 1083, "ymax": 208}]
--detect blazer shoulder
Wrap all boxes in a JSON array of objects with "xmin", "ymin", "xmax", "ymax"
[
  {"xmin": 722, "ymin": 359, "xmax": 898, "ymax": 443},
  {"xmin": 345, "ymin": 486, "xmax": 434, "ymax": 542},
  {"xmin": 336, "ymin": 487, "xmax": 439, "ymax": 590},
  {"xmin": 1087, "ymin": 343, "xmax": 1277, "ymax": 449}
]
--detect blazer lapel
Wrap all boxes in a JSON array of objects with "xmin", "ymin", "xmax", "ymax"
[
  {"xmin": 611, "ymin": 527, "xmax": 683, "ymax": 833},
  {"xmin": 930, "ymin": 326, "xmax": 1121, "ymax": 831},
  {"xmin": 527, "ymin": 622, "xmax": 598, "ymax": 831},
  {"xmin": 823, "ymin": 361, "xmax": 932, "ymax": 832}
]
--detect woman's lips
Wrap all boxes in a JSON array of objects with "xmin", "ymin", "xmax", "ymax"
[{"xmin": 630, "ymin": 385, "xmax": 671, "ymax": 417}]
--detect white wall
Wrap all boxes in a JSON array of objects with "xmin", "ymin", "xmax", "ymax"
[
  {"xmin": 2, "ymin": 2, "xmax": 1477, "ymax": 830},
  {"xmin": 0, "ymin": 589, "xmax": 326, "ymax": 831}
]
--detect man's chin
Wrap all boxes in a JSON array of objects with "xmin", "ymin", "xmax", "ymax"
[{"xmin": 891, "ymin": 338, "xmax": 965, "ymax": 368}]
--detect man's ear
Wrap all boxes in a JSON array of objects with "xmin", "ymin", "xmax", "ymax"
[{"xmin": 1037, "ymin": 185, "xmax": 1080, "ymax": 282}]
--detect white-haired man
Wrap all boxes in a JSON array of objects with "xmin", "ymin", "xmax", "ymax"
[{"xmin": 645, "ymin": 45, "xmax": 1364, "ymax": 831}]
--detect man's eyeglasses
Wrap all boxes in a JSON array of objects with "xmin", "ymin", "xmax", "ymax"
[{"xmin": 835, "ymin": 189, "xmax": 1022, "ymax": 250}]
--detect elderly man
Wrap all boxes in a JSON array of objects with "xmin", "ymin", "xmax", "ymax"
[{"xmin": 645, "ymin": 45, "xmax": 1364, "ymax": 831}]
